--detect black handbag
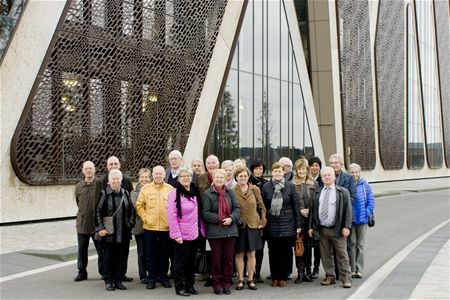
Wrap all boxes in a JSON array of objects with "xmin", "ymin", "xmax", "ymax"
[
  {"xmin": 368, "ymin": 213, "xmax": 375, "ymax": 227},
  {"xmin": 102, "ymin": 193, "xmax": 124, "ymax": 235},
  {"xmin": 194, "ymin": 250, "xmax": 208, "ymax": 274}
]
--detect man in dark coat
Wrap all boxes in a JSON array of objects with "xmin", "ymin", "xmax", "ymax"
[
  {"xmin": 308, "ymin": 167, "xmax": 352, "ymax": 288},
  {"xmin": 74, "ymin": 161, "xmax": 102, "ymax": 281}
]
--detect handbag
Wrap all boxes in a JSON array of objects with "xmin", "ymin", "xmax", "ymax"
[
  {"xmin": 295, "ymin": 234, "xmax": 304, "ymax": 256},
  {"xmin": 102, "ymin": 193, "xmax": 125, "ymax": 235},
  {"xmin": 363, "ymin": 184, "xmax": 375, "ymax": 228},
  {"xmin": 194, "ymin": 250, "xmax": 208, "ymax": 274}
]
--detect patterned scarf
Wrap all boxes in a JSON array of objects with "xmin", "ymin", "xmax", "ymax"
[
  {"xmin": 213, "ymin": 184, "xmax": 230, "ymax": 225},
  {"xmin": 270, "ymin": 179, "xmax": 285, "ymax": 216}
]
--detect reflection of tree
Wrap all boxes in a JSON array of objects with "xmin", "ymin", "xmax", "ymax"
[
  {"xmin": 213, "ymin": 91, "xmax": 238, "ymax": 158},
  {"xmin": 258, "ymin": 91, "xmax": 273, "ymax": 157}
]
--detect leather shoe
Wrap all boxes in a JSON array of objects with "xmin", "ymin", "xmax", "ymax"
[
  {"xmin": 74, "ymin": 274, "xmax": 87, "ymax": 282},
  {"xmin": 105, "ymin": 283, "xmax": 115, "ymax": 291},
  {"xmin": 278, "ymin": 280, "xmax": 287, "ymax": 287},
  {"xmin": 115, "ymin": 281, "xmax": 127, "ymax": 290},
  {"xmin": 213, "ymin": 288, "xmax": 223, "ymax": 295},
  {"xmin": 122, "ymin": 276, "xmax": 133, "ymax": 282},
  {"xmin": 312, "ymin": 268, "xmax": 319, "ymax": 279},
  {"xmin": 186, "ymin": 287, "xmax": 198, "ymax": 295},
  {"xmin": 223, "ymin": 287, "xmax": 231, "ymax": 294},
  {"xmin": 176, "ymin": 290, "xmax": 191, "ymax": 297},
  {"xmin": 294, "ymin": 274, "xmax": 303, "ymax": 284},
  {"xmin": 254, "ymin": 275, "xmax": 264, "ymax": 283},
  {"xmin": 303, "ymin": 274, "xmax": 314, "ymax": 282},
  {"xmin": 141, "ymin": 278, "xmax": 148, "ymax": 284},
  {"xmin": 204, "ymin": 277, "xmax": 213, "ymax": 287},
  {"xmin": 271, "ymin": 280, "xmax": 279, "ymax": 287},
  {"xmin": 161, "ymin": 280, "xmax": 172, "ymax": 288},
  {"xmin": 321, "ymin": 278, "xmax": 336, "ymax": 286},
  {"xmin": 146, "ymin": 281, "xmax": 156, "ymax": 289},
  {"xmin": 343, "ymin": 282, "xmax": 352, "ymax": 288}
]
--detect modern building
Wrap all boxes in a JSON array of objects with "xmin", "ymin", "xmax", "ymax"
[{"xmin": 1, "ymin": 0, "xmax": 448, "ymax": 223}]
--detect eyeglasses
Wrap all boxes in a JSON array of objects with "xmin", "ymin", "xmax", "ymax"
[
  {"xmin": 237, "ymin": 174, "xmax": 248, "ymax": 178},
  {"xmin": 179, "ymin": 175, "xmax": 192, "ymax": 178}
]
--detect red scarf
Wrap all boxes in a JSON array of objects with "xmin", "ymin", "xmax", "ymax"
[
  {"xmin": 207, "ymin": 172, "xmax": 214, "ymax": 184},
  {"xmin": 213, "ymin": 184, "xmax": 230, "ymax": 225}
]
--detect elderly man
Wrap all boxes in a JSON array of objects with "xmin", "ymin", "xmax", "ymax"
[
  {"xmin": 137, "ymin": 166, "xmax": 174, "ymax": 290},
  {"xmin": 96, "ymin": 156, "xmax": 134, "ymax": 282},
  {"xmin": 74, "ymin": 161, "xmax": 102, "ymax": 281},
  {"xmin": 196, "ymin": 155, "xmax": 220, "ymax": 195},
  {"xmin": 165, "ymin": 150, "xmax": 183, "ymax": 188},
  {"xmin": 308, "ymin": 167, "xmax": 352, "ymax": 288},
  {"xmin": 279, "ymin": 157, "xmax": 294, "ymax": 181}
]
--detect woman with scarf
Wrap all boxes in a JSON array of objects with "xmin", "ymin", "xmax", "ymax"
[
  {"xmin": 292, "ymin": 158, "xmax": 319, "ymax": 283},
  {"xmin": 262, "ymin": 162, "xmax": 301, "ymax": 288},
  {"xmin": 168, "ymin": 167, "xmax": 204, "ymax": 296},
  {"xmin": 221, "ymin": 160, "xmax": 237, "ymax": 188},
  {"xmin": 202, "ymin": 169, "xmax": 241, "ymax": 295}
]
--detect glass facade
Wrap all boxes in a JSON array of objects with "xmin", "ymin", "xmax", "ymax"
[
  {"xmin": 407, "ymin": 4, "xmax": 425, "ymax": 169},
  {"xmin": 415, "ymin": 0, "xmax": 443, "ymax": 168},
  {"xmin": 0, "ymin": 0, "xmax": 26, "ymax": 60},
  {"xmin": 208, "ymin": 0, "xmax": 314, "ymax": 168}
]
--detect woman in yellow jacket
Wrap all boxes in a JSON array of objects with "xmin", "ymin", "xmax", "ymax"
[{"xmin": 137, "ymin": 166, "xmax": 174, "ymax": 290}]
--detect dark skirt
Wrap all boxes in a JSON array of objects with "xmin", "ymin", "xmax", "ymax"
[{"xmin": 236, "ymin": 227, "xmax": 263, "ymax": 252}]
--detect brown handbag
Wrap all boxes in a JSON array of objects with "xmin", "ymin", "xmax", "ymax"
[
  {"xmin": 102, "ymin": 194, "xmax": 125, "ymax": 235},
  {"xmin": 295, "ymin": 234, "xmax": 305, "ymax": 256}
]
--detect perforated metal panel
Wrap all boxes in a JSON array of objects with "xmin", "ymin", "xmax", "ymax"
[
  {"xmin": 336, "ymin": 0, "xmax": 376, "ymax": 170},
  {"xmin": 375, "ymin": 0, "xmax": 404, "ymax": 170},
  {"xmin": 434, "ymin": 0, "xmax": 450, "ymax": 168},
  {"xmin": 11, "ymin": 0, "xmax": 227, "ymax": 184}
]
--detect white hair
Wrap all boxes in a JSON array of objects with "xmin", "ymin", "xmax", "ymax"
[
  {"xmin": 279, "ymin": 157, "xmax": 293, "ymax": 167},
  {"xmin": 349, "ymin": 163, "xmax": 361, "ymax": 171},
  {"xmin": 169, "ymin": 150, "xmax": 183, "ymax": 159},
  {"xmin": 108, "ymin": 169, "xmax": 123, "ymax": 181}
]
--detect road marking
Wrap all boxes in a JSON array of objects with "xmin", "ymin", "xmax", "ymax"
[
  {"xmin": 349, "ymin": 219, "xmax": 450, "ymax": 300},
  {"xmin": 0, "ymin": 246, "xmax": 137, "ymax": 283}
]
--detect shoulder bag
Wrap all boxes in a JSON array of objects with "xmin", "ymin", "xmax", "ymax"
[{"xmin": 102, "ymin": 193, "xmax": 125, "ymax": 235}]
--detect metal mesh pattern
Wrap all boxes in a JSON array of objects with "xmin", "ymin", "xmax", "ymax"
[
  {"xmin": 11, "ymin": 0, "xmax": 227, "ymax": 185},
  {"xmin": 375, "ymin": 0, "xmax": 404, "ymax": 169},
  {"xmin": 336, "ymin": 0, "xmax": 376, "ymax": 170},
  {"xmin": 434, "ymin": 0, "xmax": 450, "ymax": 168}
]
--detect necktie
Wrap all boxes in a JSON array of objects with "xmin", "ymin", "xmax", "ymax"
[{"xmin": 320, "ymin": 188, "xmax": 330, "ymax": 221}]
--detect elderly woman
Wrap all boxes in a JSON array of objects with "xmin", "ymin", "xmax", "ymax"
[
  {"xmin": 95, "ymin": 169, "xmax": 136, "ymax": 291},
  {"xmin": 232, "ymin": 166, "xmax": 266, "ymax": 291},
  {"xmin": 262, "ymin": 162, "xmax": 301, "ymax": 288},
  {"xmin": 130, "ymin": 168, "xmax": 151, "ymax": 284},
  {"xmin": 168, "ymin": 167, "xmax": 203, "ymax": 296},
  {"xmin": 292, "ymin": 158, "xmax": 319, "ymax": 284},
  {"xmin": 191, "ymin": 159, "xmax": 206, "ymax": 176},
  {"xmin": 221, "ymin": 160, "xmax": 237, "ymax": 188},
  {"xmin": 349, "ymin": 163, "xmax": 375, "ymax": 279},
  {"xmin": 202, "ymin": 169, "xmax": 241, "ymax": 295}
]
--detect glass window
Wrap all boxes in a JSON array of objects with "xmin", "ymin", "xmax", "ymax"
[
  {"xmin": 254, "ymin": 0, "xmax": 263, "ymax": 75},
  {"xmin": 239, "ymin": 71, "xmax": 254, "ymax": 152},
  {"xmin": 254, "ymin": 74, "xmax": 263, "ymax": 159},
  {"xmin": 239, "ymin": 0, "xmax": 253, "ymax": 73},
  {"xmin": 267, "ymin": 0, "xmax": 280, "ymax": 78}
]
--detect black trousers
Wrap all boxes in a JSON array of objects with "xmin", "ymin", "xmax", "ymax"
[
  {"xmin": 103, "ymin": 241, "xmax": 128, "ymax": 284},
  {"xmin": 144, "ymin": 230, "xmax": 170, "ymax": 282},
  {"xmin": 174, "ymin": 239, "xmax": 197, "ymax": 291},
  {"xmin": 295, "ymin": 234, "xmax": 313, "ymax": 275},
  {"xmin": 306, "ymin": 240, "xmax": 321, "ymax": 271},
  {"xmin": 267, "ymin": 236, "xmax": 295, "ymax": 280},
  {"xmin": 120, "ymin": 237, "xmax": 130, "ymax": 279},
  {"xmin": 77, "ymin": 233, "xmax": 101, "ymax": 276},
  {"xmin": 255, "ymin": 234, "xmax": 265, "ymax": 277},
  {"xmin": 135, "ymin": 234, "xmax": 147, "ymax": 280}
]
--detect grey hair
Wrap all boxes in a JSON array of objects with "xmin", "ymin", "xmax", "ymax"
[
  {"xmin": 329, "ymin": 153, "xmax": 344, "ymax": 166},
  {"xmin": 279, "ymin": 157, "xmax": 293, "ymax": 167},
  {"xmin": 169, "ymin": 150, "xmax": 183, "ymax": 159},
  {"xmin": 349, "ymin": 163, "xmax": 361, "ymax": 171},
  {"xmin": 108, "ymin": 168, "xmax": 123, "ymax": 181},
  {"xmin": 321, "ymin": 166, "xmax": 335, "ymax": 177},
  {"xmin": 178, "ymin": 167, "xmax": 193, "ymax": 177},
  {"xmin": 221, "ymin": 160, "xmax": 234, "ymax": 169}
]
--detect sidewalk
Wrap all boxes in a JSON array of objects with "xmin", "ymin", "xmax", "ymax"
[{"xmin": 0, "ymin": 177, "xmax": 449, "ymax": 278}]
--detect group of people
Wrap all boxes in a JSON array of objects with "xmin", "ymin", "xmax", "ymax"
[{"xmin": 74, "ymin": 151, "xmax": 375, "ymax": 296}]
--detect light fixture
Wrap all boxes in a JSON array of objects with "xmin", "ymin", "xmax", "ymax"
[
  {"xmin": 60, "ymin": 95, "xmax": 70, "ymax": 103},
  {"xmin": 65, "ymin": 104, "xmax": 77, "ymax": 112},
  {"xmin": 62, "ymin": 77, "xmax": 80, "ymax": 87},
  {"xmin": 148, "ymin": 94, "xmax": 158, "ymax": 102}
]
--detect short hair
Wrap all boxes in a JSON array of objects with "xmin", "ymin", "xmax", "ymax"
[
  {"xmin": 308, "ymin": 156, "xmax": 322, "ymax": 169},
  {"xmin": 221, "ymin": 160, "xmax": 234, "ymax": 170},
  {"xmin": 250, "ymin": 159, "xmax": 266, "ymax": 174},
  {"xmin": 329, "ymin": 153, "xmax": 344, "ymax": 166},
  {"xmin": 348, "ymin": 163, "xmax": 361, "ymax": 171},
  {"xmin": 212, "ymin": 168, "xmax": 227, "ymax": 178},
  {"xmin": 152, "ymin": 165, "xmax": 165, "ymax": 174},
  {"xmin": 234, "ymin": 166, "xmax": 250, "ymax": 178},
  {"xmin": 108, "ymin": 169, "xmax": 123, "ymax": 181},
  {"xmin": 321, "ymin": 166, "xmax": 334, "ymax": 177},
  {"xmin": 279, "ymin": 157, "xmax": 293, "ymax": 167},
  {"xmin": 138, "ymin": 168, "xmax": 151, "ymax": 178},
  {"xmin": 271, "ymin": 162, "xmax": 283, "ymax": 170},
  {"xmin": 178, "ymin": 167, "xmax": 193, "ymax": 177},
  {"xmin": 206, "ymin": 155, "xmax": 219, "ymax": 163},
  {"xmin": 168, "ymin": 150, "xmax": 183, "ymax": 159},
  {"xmin": 82, "ymin": 161, "xmax": 95, "ymax": 169}
]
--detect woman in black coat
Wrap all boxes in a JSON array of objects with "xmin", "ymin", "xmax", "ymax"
[
  {"xmin": 95, "ymin": 169, "xmax": 135, "ymax": 291},
  {"xmin": 262, "ymin": 162, "xmax": 301, "ymax": 288}
]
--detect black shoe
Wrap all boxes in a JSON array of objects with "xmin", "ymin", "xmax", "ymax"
[
  {"xmin": 294, "ymin": 274, "xmax": 303, "ymax": 284},
  {"xmin": 213, "ymin": 288, "xmax": 223, "ymax": 295},
  {"xmin": 186, "ymin": 287, "xmax": 199, "ymax": 295},
  {"xmin": 223, "ymin": 287, "xmax": 231, "ymax": 295},
  {"xmin": 204, "ymin": 277, "xmax": 213, "ymax": 287},
  {"xmin": 168, "ymin": 271, "xmax": 175, "ymax": 279},
  {"xmin": 286, "ymin": 273, "xmax": 292, "ymax": 280},
  {"xmin": 122, "ymin": 276, "xmax": 133, "ymax": 282},
  {"xmin": 74, "ymin": 274, "xmax": 87, "ymax": 282},
  {"xmin": 267, "ymin": 274, "xmax": 272, "ymax": 280},
  {"xmin": 312, "ymin": 268, "xmax": 319, "ymax": 279},
  {"xmin": 161, "ymin": 280, "xmax": 172, "ymax": 288},
  {"xmin": 105, "ymin": 283, "xmax": 115, "ymax": 291},
  {"xmin": 254, "ymin": 275, "xmax": 264, "ymax": 283},
  {"xmin": 303, "ymin": 273, "xmax": 314, "ymax": 282},
  {"xmin": 115, "ymin": 281, "xmax": 127, "ymax": 290},
  {"xmin": 146, "ymin": 281, "xmax": 156, "ymax": 289},
  {"xmin": 141, "ymin": 278, "xmax": 148, "ymax": 284},
  {"xmin": 176, "ymin": 290, "xmax": 191, "ymax": 297}
]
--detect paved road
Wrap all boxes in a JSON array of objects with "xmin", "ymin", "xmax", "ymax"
[{"xmin": 1, "ymin": 189, "xmax": 449, "ymax": 299}]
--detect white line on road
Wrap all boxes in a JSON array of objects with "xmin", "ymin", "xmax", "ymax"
[
  {"xmin": 0, "ymin": 246, "xmax": 137, "ymax": 283},
  {"xmin": 348, "ymin": 219, "xmax": 450, "ymax": 300}
]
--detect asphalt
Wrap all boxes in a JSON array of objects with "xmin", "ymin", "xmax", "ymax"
[{"xmin": 0, "ymin": 177, "xmax": 449, "ymax": 299}]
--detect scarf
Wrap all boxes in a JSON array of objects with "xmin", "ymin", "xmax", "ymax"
[
  {"xmin": 175, "ymin": 182, "xmax": 198, "ymax": 219},
  {"xmin": 270, "ymin": 179, "xmax": 285, "ymax": 216},
  {"xmin": 207, "ymin": 172, "xmax": 214, "ymax": 185},
  {"xmin": 213, "ymin": 184, "xmax": 230, "ymax": 225}
]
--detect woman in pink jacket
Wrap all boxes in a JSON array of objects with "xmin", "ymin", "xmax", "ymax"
[{"xmin": 168, "ymin": 167, "xmax": 203, "ymax": 297}]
